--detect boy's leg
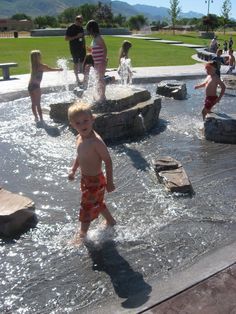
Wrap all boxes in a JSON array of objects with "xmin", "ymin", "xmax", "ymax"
[
  {"xmin": 202, "ymin": 107, "xmax": 208, "ymax": 120},
  {"xmin": 100, "ymin": 207, "xmax": 116, "ymax": 226},
  {"xmin": 70, "ymin": 221, "xmax": 90, "ymax": 246},
  {"xmin": 80, "ymin": 221, "xmax": 90, "ymax": 238}
]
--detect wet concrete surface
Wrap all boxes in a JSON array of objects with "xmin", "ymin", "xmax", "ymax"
[{"xmin": 143, "ymin": 263, "xmax": 236, "ymax": 314}]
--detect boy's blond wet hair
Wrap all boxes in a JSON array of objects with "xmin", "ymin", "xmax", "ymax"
[{"xmin": 68, "ymin": 101, "xmax": 93, "ymax": 122}]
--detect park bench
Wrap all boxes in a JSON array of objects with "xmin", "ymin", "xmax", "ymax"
[{"xmin": 0, "ymin": 62, "xmax": 18, "ymax": 80}]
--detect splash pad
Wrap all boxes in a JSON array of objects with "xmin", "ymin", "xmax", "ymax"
[{"xmin": 0, "ymin": 72, "xmax": 236, "ymax": 313}]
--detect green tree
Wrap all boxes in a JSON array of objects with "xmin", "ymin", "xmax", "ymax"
[
  {"xmin": 11, "ymin": 13, "xmax": 32, "ymax": 20},
  {"xmin": 128, "ymin": 15, "xmax": 147, "ymax": 31},
  {"xmin": 221, "ymin": 0, "xmax": 232, "ymax": 34},
  {"xmin": 79, "ymin": 4, "xmax": 97, "ymax": 22},
  {"xmin": 168, "ymin": 0, "xmax": 181, "ymax": 34},
  {"xmin": 202, "ymin": 14, "xmax": 219, "ymax": 32},
  {"xmin": 58, "ymin": 7, "xmax": 80, "ymax": 24},
  {"xmin": 34, "ymin": 16, "xmax": 58, "ymax": 28},
  {"xmin": 95, "ymin": 1, "xmax": 113, "ymax": 26},
  {"xmin": 113, "ymin": 14, "xmax": 126, "ymax": 27}
]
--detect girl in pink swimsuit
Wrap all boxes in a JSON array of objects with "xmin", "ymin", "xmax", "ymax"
[{"xmin": 86, "ymin": 20, "xmax": 107, "ymax": 103}]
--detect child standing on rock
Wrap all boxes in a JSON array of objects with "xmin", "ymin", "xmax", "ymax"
[
  {"xmin": 226, "ymin": 49, "xmax": 235, "ymax": 74},
  {"xmin": 194, "ymin": 61, "xmax": 225, "ymax": 120}
]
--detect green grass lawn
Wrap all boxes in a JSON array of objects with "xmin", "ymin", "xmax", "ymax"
[
  {"xmin": 1, "ymin": 32, "xmax": 235, "ymax": 76},
  {"xmin": 0, "ymin": 35, "xmax": 198, "ymax": 76},
  {"xmin": 149, "ymin": 31, "xmax": 236, "ymax": 48}
]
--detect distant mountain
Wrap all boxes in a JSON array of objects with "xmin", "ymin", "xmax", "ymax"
[
  {"xmin": 0, "ymin": 0, "xmax": 203, "ymax": 21},
  {"xmin": 133, "ymin": 4, "xmax": 169, "ymax": 21}
]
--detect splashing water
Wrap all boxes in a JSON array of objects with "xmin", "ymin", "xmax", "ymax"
[
  {"xmin": 82, "ymin": 67, "xmax": 98, "ymax": 104},
  {"xmin": 118, "ymin": 57, "xmax": 133, "ymax": 85},
  {"xmin": 138, "ymin": 112, "xmax": 146, "ymax": 132},
  {"xmin": 56, "ymin": 58, "xmax": 70, "ymax": 93},
  {"xmin": 0, "ymin": 79, "xmax": 236, "ymax": 313}
]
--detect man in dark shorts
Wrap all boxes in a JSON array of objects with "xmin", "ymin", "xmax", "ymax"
[{"xmin": 65, "ymin": 15, "xmax": 86, "ymax": 84}]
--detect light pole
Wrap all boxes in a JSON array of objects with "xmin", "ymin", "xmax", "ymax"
[{"xmin": 205, "ymin": 0, "xmax": 214, "ymax": 15}]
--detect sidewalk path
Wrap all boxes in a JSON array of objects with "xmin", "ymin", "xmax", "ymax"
[
  {"xmin": 0, "ymin": 63, "xmax": 207, "ymax": 102},
  {"xmin": 112, "ymin": 34, "xmax": 206, "ymax": 48},
  {"xmin": 1, "ymin": 62, "xmax": 231, "ymax": 102}
]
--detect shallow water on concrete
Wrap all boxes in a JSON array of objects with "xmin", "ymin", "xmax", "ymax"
[{"xmin": 0, "ymin": 80, "xmax": 236, "ymax": 313}]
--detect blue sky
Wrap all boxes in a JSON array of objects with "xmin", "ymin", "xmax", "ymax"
[{"xmin": 121, "ymin": 0, "xmax": 236, "ymax": 18}]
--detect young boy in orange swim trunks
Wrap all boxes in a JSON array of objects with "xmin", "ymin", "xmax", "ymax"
[
  {"xmin": 68, "ymin": 101, "xmax": 116, "ymax": 245},
  {"xmin": 194, "ymin": 61, "xmax": 225, "ymax": 120}
]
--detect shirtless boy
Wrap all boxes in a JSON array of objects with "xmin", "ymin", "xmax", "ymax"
[
  {"xmin": 226, "ymin": 49, "xmax": 235, "ymax": 74},
  {"xmin": 194, "ymin": 61, "xmax": 226, "ymax": 120},
  {"xmin": 68, "ymin": 101, "xmax": 116, "ymax": 244}
]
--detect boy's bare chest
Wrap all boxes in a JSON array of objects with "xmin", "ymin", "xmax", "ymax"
[{"xmin": 77, "ymin": 141, "xmax": 95, "ymax": 162}]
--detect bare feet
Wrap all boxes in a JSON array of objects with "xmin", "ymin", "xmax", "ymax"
[
  {"xmin": 101, "ymin": 219, "xmax": 116, "ymax": 229},
  {"xmin": 68, "ymin": 233, "xmax": 85, "ymax": 247}
]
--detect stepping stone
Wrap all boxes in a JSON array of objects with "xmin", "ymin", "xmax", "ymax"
[
  {"xmin": 0, "ymin": 188, "xmax": 37, "ymax": 238},
  {"xmin": 156, "ymin": 80, "xmax": 187, "ymax": 100},
  {"xmin": 204, "ymin": 112, "xmax": 236, "ymax": 144},
  {"xmin": 153, "ymin": 156, "xmax": 193, "ymax": 194}
]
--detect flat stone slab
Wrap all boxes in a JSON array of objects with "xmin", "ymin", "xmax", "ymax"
[
  {"xmin": 204, "ymin": 112, "xmax": 236, "ymax": 144},
  {"xmin": 153, "ymin": 156, "xmax": 192, "ymax": 194},
  {"xmin": 171, "ymin": 43, "xmax": 206, "ymax": 48},
  {"xmin": 154, "ymin": 40, "xmax": 183, "ymax": 44},
  {"xmin": 156, "ymin": 80, "xmax": 187, "ymax": 100},
  {"xmin": 50, "ymin": 87, "xmax": 151, "ymax": 121},
  {"xmin": 93, "ymin": 86, "xmax": 151, "ymax": 113},
  {"xmin": 0, "ymin": 188, "xmax": 37, "ymax": 237}
]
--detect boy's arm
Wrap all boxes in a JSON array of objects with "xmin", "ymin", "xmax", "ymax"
[
  {"xmin": 194, "ymin": 78, "xmax": 207, "ymax": 89},
  {"xmin": 68, "ymin": 156, "xmax": 79, "ymax": 180},
  {"xmin": 94, "ymin": 140, "xmax": 115, "ymax": 192}
]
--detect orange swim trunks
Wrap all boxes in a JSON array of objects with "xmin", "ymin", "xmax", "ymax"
[
  {"xmin": 204, "ymin": 96, "xmax": 218, "ymax": 111},
  {"xmin": 79, "ymin": 172, "xmax": 107, "ymax": 223}
]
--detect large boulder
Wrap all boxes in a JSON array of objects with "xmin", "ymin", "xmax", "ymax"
[
  {"xmin": 204, "ymin": 113, "xmax": 236, "ymax": 144},
  {"xmin": 222, "ymin": 74, "xmax": 236, "ymax": 90},
  {"xmin": 93, "ymin": 87, "xmax": 151, "ymax": 113},
  {"xmin": 153, "ymin": 156, "xmax": 193, "ymax": 194},
  {"xmin": 0, "ymin": 188, "xmax": 37, "ymax": 238},
  {"xmin": 156, "ymin": 80, "xmax": 187, "ymax": 100},
  {"xmin": 50, "ymin": 86, "xmax": 162, "ymax": 142},
  {"xmin": 94, "ymin": 96, "xmax": 161, "ymax": 141}
]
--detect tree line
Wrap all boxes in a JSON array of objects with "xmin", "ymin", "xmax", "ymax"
[{"xmin": 10, "ymin": 0, "xmax": 235, "ymax": 32}]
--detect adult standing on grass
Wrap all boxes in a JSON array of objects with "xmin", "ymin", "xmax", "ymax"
[{"xmin": 65, "ymin": 15, "xmax": 86, "ymax": 85}]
